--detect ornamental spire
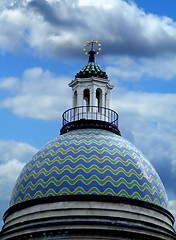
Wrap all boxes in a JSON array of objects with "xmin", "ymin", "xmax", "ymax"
[{"xmin": 83, "ymin": 40, "xmax": 101, "ymax": 62}]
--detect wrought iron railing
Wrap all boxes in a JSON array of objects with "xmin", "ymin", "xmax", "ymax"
[{"xmin": 62, "ymin": 106, "xmax": 119, "ymax": 128}]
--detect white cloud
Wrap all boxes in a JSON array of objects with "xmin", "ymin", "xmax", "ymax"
[
  {"xmin": 112, "ymin": 91, "xmax": 176, "ymax": 123},
  {"xmin": 0, "ymin": 158, "xmax": 25, "ymax": 228},
  {"xmin": 106, "ymin": 56, "xmax": 176, "ymax": 81},
  {"xmin": 0, "ymin": 67, "xmax": 71, "ymax": 120},
  {"xmin": 169, "ymin": 200, "xmax": 176, "ymax": 217},
  {"xmin": 0, "ymin": 139, "xmax": 38, "ymax": 228},
  {"xmin": 79, "ymin": 0, "xmax": 116, "ymax": 9},
  {"xmin": 0, "ymin": 77, "xmax": 20, "ymax": 92},
  {"xmin": 0, "ymin": 0, "xmax": 16, "ymax": 8},
  {"xmin": 169, "ymin": 200, "xmax": 176, "ymax": 226},
  {"xmin": 0, "ymin": 159, "xmax": 25, "ymax": 200},
  {"xmin": 0, "ymin": 140, "xmax": 37, "ymax": 203},
  {"xmin": 0, "ymin": 0, "xmax": 176, "ymax": 58},
  {"xmin": 0, "ymin": 140, "xmax": 38, "ymax": 163}
]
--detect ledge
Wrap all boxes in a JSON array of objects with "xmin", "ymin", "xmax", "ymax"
[
  {"xmin": 60, "ymin": 119, "xmax": 121, "ymax": 135},
  {"xmin": 60, "ymin": 106, "xmax": 121, "ymax": 135}
]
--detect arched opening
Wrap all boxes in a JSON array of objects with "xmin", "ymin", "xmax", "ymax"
[
  {"xmin": 105, "ymin": 92, "xmax": 107, "ymax": 117},
  {"xmin": 96, "ymin": 88, "xmax": 102, "ymax": 112},
  {"xmin": 83, "ymin": 88, "xmax": 90, "ymax": 111},
  {"xmin": 73, "ymin": 90, "xmax": 77, "ymax": 108},
  {"xmin": 105, "ymin": 92, "xmax": 108, "ymax": 109},
  {"xmin": 73, "ymin": 91, "xmax": 78, "ymax": 119}
]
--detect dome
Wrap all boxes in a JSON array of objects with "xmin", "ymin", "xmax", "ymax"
[
  {"xmin": 10, "ymin": 129, "xmax": 168, "ymax": 209},
  {"xmin": 75, "ymin": 62, "xmax": 108, "ymax": 78}
]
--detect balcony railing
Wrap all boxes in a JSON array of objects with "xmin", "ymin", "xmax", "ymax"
[{"xmin": 60, "ymin": 106, "xmax": 120, "ymax": 135}]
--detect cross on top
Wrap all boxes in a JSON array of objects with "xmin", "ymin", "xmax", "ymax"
[{"xmin": 83, "ymin": 40, "xmax": 101, "ymax": 62}]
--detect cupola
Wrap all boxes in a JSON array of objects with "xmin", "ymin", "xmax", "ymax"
[{"xmin": 60, "ymin": 40, "xmax": 120, "ymax": 135}]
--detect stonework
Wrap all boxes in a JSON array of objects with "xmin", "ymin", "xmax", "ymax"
[{"xmin": 1, "ymin": 197, "xmax": 175, "ymax": 239}]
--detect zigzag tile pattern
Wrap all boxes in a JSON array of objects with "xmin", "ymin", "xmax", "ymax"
[{"xmin": 10, "ymin": 129, "xmax": 168, "ymax": 209}]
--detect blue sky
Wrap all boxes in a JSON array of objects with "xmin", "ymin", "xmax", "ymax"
[{"xmin": 0, "ymin": 0, "xmax": 176, "ymax": 228}]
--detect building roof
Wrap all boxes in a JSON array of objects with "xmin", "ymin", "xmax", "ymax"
[
  {"xmin": 10, "ymin": 129, "xmax": 168, "ymax": 209},
  {"xmin": 75, "ymin": 62, "xmax": 108, "ymax": 79}
]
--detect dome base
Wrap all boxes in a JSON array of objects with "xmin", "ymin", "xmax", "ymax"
[
  {"xmin": 60, "ymin": 119, "xmax": 121, "ymax": 135},
  {"xmin": 1, "ymin": 195, "xmax": 175, "ymax": 240}
]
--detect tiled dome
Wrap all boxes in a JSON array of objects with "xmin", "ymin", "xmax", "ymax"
[
  {"xmin": 10, "ymin": 129, "xmax": 168, "ymax": 209},
  {"xmin": 75, "ymin": 62, "xmax": 108, "ymax": 78}
]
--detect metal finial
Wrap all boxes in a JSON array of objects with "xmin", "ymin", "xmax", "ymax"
[{"xmin": 83, "ymin": 40, "xmax": 101, "ymax": 62}]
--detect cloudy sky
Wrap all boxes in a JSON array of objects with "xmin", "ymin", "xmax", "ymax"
[{"xmin": 0, "ymin": 0, "xmax": 176, "ymax": 228}]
